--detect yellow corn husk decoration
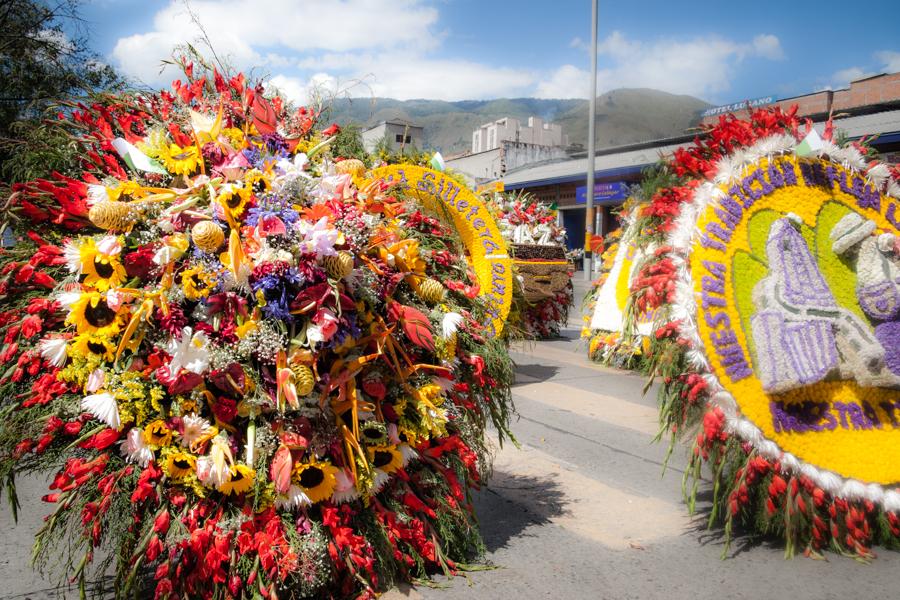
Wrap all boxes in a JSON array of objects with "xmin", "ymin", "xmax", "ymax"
[
  {"xmin": 191, "ymin": 220, "xmax": 225, "ymax": 253},
  {"xmin": 416, "ymin": 278, "xmax": 446, "ymax": 304},
  {"xmin": 322, "ymin": 251, "xmax": 354, "ymax": 279},
  {"xmin": 334, "ymin": 159, "xmax": 366, "ymax": 178},
  {"xmin": 88, "ymin": 201, "xmax": 133, "ymax": 231},
  {"xmin": 290, "ymin": 364, "xmax": 316, "ymax": 397}
]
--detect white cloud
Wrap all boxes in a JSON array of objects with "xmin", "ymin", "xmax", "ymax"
[
  {"xmin": 875, "ymin": 50, "xmax": 900, "ymax": 73},
  {"xmin": 826, "ymin": 50, "xmax": 900, "ymax": 89},
  {"xmin": 111, "ymin": 0, "xmax": 439, "ymax": 86},
  {"xmin": 548, "ymin": 31, "xmax": 784, "ymax": 99},
  {"xmin": 535, "ymin": 64, "xmax": 589, "ymax": 99},
  {"xmin": 751, "ymin": 34, "xmax": 785, "ymax": 60},
  {"xmin": 539, "ymin": 31, "xmax": 786, "ymax": 100}
]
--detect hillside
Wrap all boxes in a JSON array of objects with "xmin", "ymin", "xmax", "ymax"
[{"xmin": 323, "ymin": 89, "xmax": 710, "ymax": 155}]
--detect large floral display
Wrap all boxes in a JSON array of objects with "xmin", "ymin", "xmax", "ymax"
[
  {"xmin": 628, "ymin": 107, "xmax": 900, "ymax": 557},
  {"xmin": 0, "ymin": 63, "xmax": 517, "ymax": 598},
  {"xmin": 487, "ymin": 193, "xmax": 573, "ymax": 338},
  {"xmin": 583, "ymin": 199, "xmax": 660, "ymax": 368}
]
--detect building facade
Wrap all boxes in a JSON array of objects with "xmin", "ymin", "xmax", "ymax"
[
  {"xmin": 502, "ymin": 76, "xmax": 900, "ymax": 252},
  {"xmin": 361, "ymin": 120, "xmax": 425, "ymax": 153},
  {"xmin": 471, "ymin": 116, "xmax": 567, "ymax": 153},
  {"xmin": 446, "ymin": 140, "xmax": 569, "ymax": 184}
]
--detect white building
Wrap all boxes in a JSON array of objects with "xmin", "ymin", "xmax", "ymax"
[
  {"xmin": 471, "ymin": 116, "xmax": 567, "ymax": 153},
  {"xmin": 361, "ymin": 120, "xmax": 425, "ymax": 153}
]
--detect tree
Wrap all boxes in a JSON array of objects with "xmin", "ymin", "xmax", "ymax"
[
  {"xmin": 329, "ymin": 123, "xmax": 368, "ymax": 162},
  {"xmin": 0, "ymin": 0, "xmax": 123, "ymax": 183}
]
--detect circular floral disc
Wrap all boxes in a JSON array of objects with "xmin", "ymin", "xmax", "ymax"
[{"xmin": 685, "ymin": 149, "xmax": 900, "ymax": 485}]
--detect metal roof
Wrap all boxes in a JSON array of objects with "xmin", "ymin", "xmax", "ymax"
[{"xmin": 503, "ymin": 109, "xmax": 900, "ymax": 190}]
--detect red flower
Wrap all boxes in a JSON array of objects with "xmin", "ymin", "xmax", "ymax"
[{"xmin": 321, "ymin": 123, "xmax": 341, "ymax": 137}]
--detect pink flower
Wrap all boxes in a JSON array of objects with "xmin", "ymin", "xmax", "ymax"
[{"xmin": 312, "ymin": 309, "xmax": 339, "ymax": 341}]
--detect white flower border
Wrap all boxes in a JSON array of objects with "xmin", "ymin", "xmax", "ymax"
[{"xmin": 666, "ymin": 133, "xmax": 900, "ymax": 509}]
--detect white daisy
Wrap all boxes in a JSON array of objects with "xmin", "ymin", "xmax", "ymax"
[
  {"xmin": 276, "ymin": 484, "xmax": 313, "ymax": 510},
  {"xmin": 180, "ymin": 413, "xmax": 212, "ymax": 448},
  {"xmin": 119, "ymin": 428, "xmax": 153, "ymax": 467},
  {"xmin": 38, "ymin": 337, "xmax": 68, "ymax": 368},
  {"xmin": 81, "ymin": 392, "xmax": 120, "ymax": 429},
  {"xmin": 441, "ymin": 312, "xmax": 464, "ymax": 337}
]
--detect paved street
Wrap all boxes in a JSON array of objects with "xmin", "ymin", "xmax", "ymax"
[{"xmin": 3, "ymin": 276, "xmax": 900, "ymax": 599}]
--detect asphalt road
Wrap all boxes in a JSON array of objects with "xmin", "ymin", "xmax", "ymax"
[{"xmin": 3, "ymin": 275, "xmax": 900, "ymax": 599}]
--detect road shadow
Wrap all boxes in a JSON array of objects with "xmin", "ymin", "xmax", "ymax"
[
  {"xmin": 513, "ymin": 363, "xmax": 559, "ymax": 385},
  {"xmin": 685, "ymin": 488, "xmax": 786, "ymax": 558},
  {"xmin": 473, "ymin": 470, "xmax": 568, "ymax": 553}
]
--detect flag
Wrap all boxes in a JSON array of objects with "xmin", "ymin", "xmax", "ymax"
[
  {"xmin": 794, "ymin": 129, "xmax": 824, "ymax": 158},
  {"xmin": 112, "ymin": 138, "xmax": 168, "ymax": 175},
  {"xmin": 429, "ymin": 152, "xmax": 445, "ymax": 172}
]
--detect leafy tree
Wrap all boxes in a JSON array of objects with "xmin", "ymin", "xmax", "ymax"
[
  {"xmin": 0, "ymin": 0, "xmax": 123, "ymax": 183},
  {"xmin": 329, "ymin": 123, "xmax": 367, "ymax": 162}
]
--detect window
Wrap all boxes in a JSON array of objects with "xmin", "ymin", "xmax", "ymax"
[
  {"xmin": 404, "ymin": 135, "xmax": 411, "ymax": 143},
  {"xmin": 395, "ymin": 134, "xmax": 404, "ymax": 143}
]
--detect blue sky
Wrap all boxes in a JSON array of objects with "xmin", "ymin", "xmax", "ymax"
[{"xmin": 77, "ymin": 0, "xmax": 900, "ymax": 105}]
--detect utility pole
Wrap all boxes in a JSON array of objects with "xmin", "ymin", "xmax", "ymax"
[{"xmin": 583, "ymin": 0, "xmax": 598, "ymax": 280}]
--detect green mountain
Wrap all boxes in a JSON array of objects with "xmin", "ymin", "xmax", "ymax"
[{"xmin": 322, "ymin": 89, "xmax": 711, "ymax": 155}]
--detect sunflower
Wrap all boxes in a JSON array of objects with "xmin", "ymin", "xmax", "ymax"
[
  {"xmin": 368, "ymin": 445, "xmax": 403, "ymax": 475},
  {"xmin": 144, "ymin": 419, "xmax": 173, "ymax": 448},
  {"xmin": 218, "ymin": 464, "xmax": 255, "ymax": 496},
  {"xmin": 160, "ymin": 143, "xmax": 203, "ymax": 176},
  {"xmin": 72, "ymin": 332, "xmax": 116, "ymax": 362},
  {"xmin": 181, "ymin": 266, "xmax": 217, "ymax": 300},
  {"xmin": 218, "ymin": 183, "xmax": 251, "ymax": 217},
  {"xmin": 244, "ymin": 169, "xmax": 271, "ymax": 196},
  {"xmin": 79, "ymin": 239, "xmax": 126, "ymax": 291},
  {"xmin": 66, "ymin": 292, "xmax": 125, "ymax": 337},
  {"xmin": 359, "ymin": 420, "xmax": 388, "ymax": 446},
  {"xmin": 163, "ymin": 450, "xmax": 197, "ymax": 479},
  {"xmin": 106, "ymin": 180, "xmax": 145, "ymax": 202},
  {"xmin": 293, "ymin": 460, "xmax": 338, "ymax": 503}
]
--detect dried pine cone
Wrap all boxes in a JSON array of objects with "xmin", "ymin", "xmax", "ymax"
[
  {"xmin": 334, "ymin": 159, "xmax": 366, "ymax": 178},
  {"xmin": 191, "ymin": 221, "xmax": 225, "ymax": 253},
  {"xmin": 417, "ymin": 278, "xmax": 446, "ymax": 304},
  {"xmin": 291, "ymin": 364, "xmax": 315, "ymax": 397},
  {"xmin": 88, "ymin": 201, "xmax": 133, "ymax": 231},
  {"xmin": 322, "ymin": 251, "xmax": 354, "ymax": 279}
]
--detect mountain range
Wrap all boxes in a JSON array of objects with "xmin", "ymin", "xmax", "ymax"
[{"xmin": 323, "ymin": 88, "xmax": 711, "ymax": 155}]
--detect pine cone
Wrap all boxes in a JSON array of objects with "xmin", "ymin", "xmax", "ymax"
[
  {"xmin": 322, "ymin": 251, "xmax": 354, "ymax": 279},
  {"xmin": 191, "ymin": 221, "xmax": 225, "ymax": 253},
  {"xmin": 88, "ymin": 201, "xmax": 133, "ymax": 231},
  {"xmin": 334, "ymin": 159, "xmax": 366, "ymax": 178},
  {"xmin": 291, "ymin": 364, "xmax": 315, "ymax": 397},
  {"xmin": 417, "ymin": 278, "xmax": 446, "ymax": 304}
]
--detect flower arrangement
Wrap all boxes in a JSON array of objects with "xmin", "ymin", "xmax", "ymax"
[
  {"xmin": 625, "ymin": 106, "xmax": 900, "ymax": 558},
  {"xmin": 582, "ymin": 199, "xmax": 656, "ymax": 369},
  {"xmin": 0, "ymin": 59, "xmax": 516, "ymax": 598},
  {"xmin": 486, "ymin": 191, "xmax": 573, "ymax": 338}
]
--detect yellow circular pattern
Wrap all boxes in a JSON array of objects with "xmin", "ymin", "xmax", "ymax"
[
  {"xmin": 691, "ymin": 154, "xmax": 900, "ymax": 484},
  {"xmin": 368, "ymin": 165, "xmax": 513, "ymax": 336}
]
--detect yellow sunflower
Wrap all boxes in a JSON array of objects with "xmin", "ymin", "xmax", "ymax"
[
  {"xmin": 293, "ymin": 460, "xmax": 338, "ymax": 503},
  {"xmin": 180, "ymin": 265, "xmax": 217, "ymax": 300},
  {"xmin": 218, "ymin": 183, "xmax": 251, "ymax": 217},
  {"xmin": 367, "ymin": 445, "xmax": 403, "ymax": 475},
  {"xmin": 72, "ymin": 332, "xmax": 116, "ymax": 361},
  {"xmin": 219, "ymin": 464, "xmax": 255, "ymax": 496},
  {"xmin": 244, "ymin": 169, "xmax": 271, "ymax": 196},
  {"xmin": 144, "ymin": 419, "xmax": 173, "ymax": 448},
  {"xmin": 160, "ymin": 143, "xmax": 203, "ymax": 176},
  {"xmin": 66, "ymin": 292, "xmax": 125, "ymax": 337},
  {"xmin": 221, "ymin": 127, "xmax": 245, "ymax": 150},
  {"xmin": 163, "ymin": 450, "xmax": 197, "ymax": 479},
  {"xmin": 106, "ymin": 180, "xmax": 145, "ymax": 202},
  {"xmin": 78, "ymin": 239, "xmax": 126, "ymax": 291}
]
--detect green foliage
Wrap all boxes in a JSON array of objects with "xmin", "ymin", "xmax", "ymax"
[
  {"xmin": 0, "ymin": 0, "xmax": 124, "ymax": 184},
  {"xmin": 329, "ymin": 123, "xmax": 367, "ymax": 162}
]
